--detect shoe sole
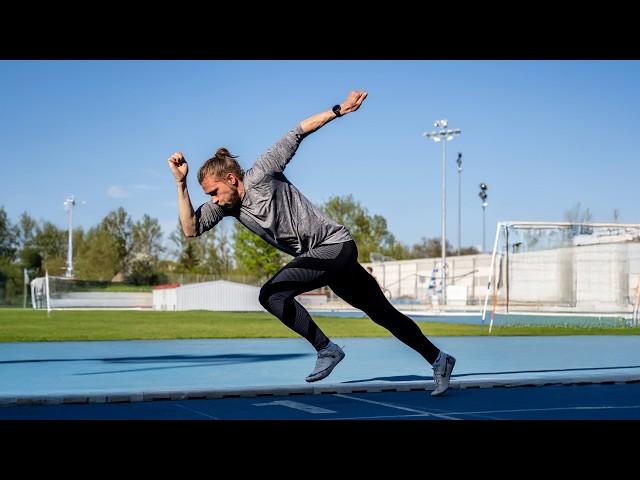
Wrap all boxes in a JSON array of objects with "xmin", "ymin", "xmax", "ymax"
[
  {"xmin": 430, "ymin": 356, "xmax": 456, "ymax": 396},
  {"xmin": 305, "ymin": 352, "xmax": 345, "ymax": 383}
]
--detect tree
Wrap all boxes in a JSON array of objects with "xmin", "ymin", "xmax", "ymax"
[
  {"xmin": 17, "ymin": 212, "xmax": 38, "ymax": 249},
  {"xmin": 20, "ymin": 247, "xmax": 43, "ymax": 272},
  {"xmin": 14, "ymin": 211, "xmax": 42, "ymax": 274},
  {"xmin": 0, "ymin": 207, "xmax": 19, "ymax": 261},
  {"xmin": 131, "ymin": 214, "xmax": 164, "ymax": 259},
  {"xmin": 233, "ymin": 221, "xmax": 284, "ymax": 279},
  {"xmin": 409, "ymin": 237, "xmax": 455, "ymax": 259},
  {"xmin": 169, "ymin": 222, "xmax": 205, "ymax": 273},
  {"xmin": 457, "ymin": 246, "xmax": 480, "ymax": 256},
  {"xmin": 380, "ymin": 238, "xmax": 412, "ymax": 261},
  {"xmin": 128, "ymin": 214, "xmax": 165, "ymax": 284},
  {"xmin": 201, "ymin": 223, "xmax": 234, "ymax": 276},
  {"xmin": 74, "ymin": 225, "xmax": 122, "ymax": 281},
  {"xmin": 100, "ymin": 207, "xmax": 133, "ymax": 275},
  {"xmin": 0, "ymin": 207, "xmax": 21, "ymax": 305},
  {"xmin": 322, "ymin": 195, "xmax": 400, "ymax": 262},
  {"xmin": 32, "ymin": 221, "xmax": 67, "ymax": 274},
  {"xmin": 0, "ymin": 259, "xmax": 21, "ymax": 306},
  {"xmin": 169, "ymin": 220, "xmax": 236, "ymax": 277}
]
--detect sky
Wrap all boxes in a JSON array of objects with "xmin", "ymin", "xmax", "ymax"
[{"xmin": 1, "ymin": 60, "xmax": 639, "ymax": 252}]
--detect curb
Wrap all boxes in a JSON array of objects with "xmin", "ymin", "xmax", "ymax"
[{"xmin": 2, "ymin": 371, "xmax": 639, "ymax": 407}]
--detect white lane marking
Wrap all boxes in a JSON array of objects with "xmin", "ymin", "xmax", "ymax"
[
  {"xmin": 447, "ymin": 404, "xmax": 640, "ymax": 415},
  {"xmin": 330, "ymin": 413, "xmax": 432, "ymax": 420},
  {"xmin": 253, "ymin": 400, "xmax": 336, "ymax": 414},
  {"xmin": 173, "ymin": 402, "xmax": 219, "ymax": 419},
  {"xmin": 327, "ymin": 405, "xmax": 640, "ymax": 420},
  {"xmin": 332, "ymin": 394, "xmax": 461, "ymax": 420}
]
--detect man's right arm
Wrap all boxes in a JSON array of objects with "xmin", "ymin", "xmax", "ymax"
[
  {"xmin": 168, "ymin": 152, "xmax": 198, "ymax": 237},
  {"xmin": 176, "ymin": 179, "xmax": 197, "ymax": 237},
  {"xmin": 169, "ymin": 151, "xmax": 225, "ymax": 237}
]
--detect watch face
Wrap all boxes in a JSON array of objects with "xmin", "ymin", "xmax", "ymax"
[{"xmin": 333, "ymin": 105, "xmax": 341, "ymax": 115}]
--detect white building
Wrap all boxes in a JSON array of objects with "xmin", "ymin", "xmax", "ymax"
[
  {"xmin": 153, "ymin": 280, "xmax": 265, "ymax": 312},
  {"xmin": 153, "ymin": 280, "xmax": 330, "ymax": 312}
]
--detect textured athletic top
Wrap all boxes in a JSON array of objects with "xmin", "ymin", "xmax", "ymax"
[{"xmin": 194, "ymin": 125, "xmax": 353, "ymax": 256}]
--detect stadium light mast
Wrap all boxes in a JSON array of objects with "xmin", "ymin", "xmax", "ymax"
[
  {"xmin": 479, "ymin": 183, "xmax": 488, "ymax": 252},
  {"xmin": 423, "ymin": 119, "xmax": 462, "ymax": 304},
  {"xmin": 63, "ymin": 195, "xmax": 76, "ymax": 278},
  {"xmin": 456, "ymin": 152, "xmax": 463, "ymax": 256}
]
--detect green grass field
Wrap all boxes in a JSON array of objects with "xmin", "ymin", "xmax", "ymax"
[{"xmin": 0, "ymin": 308, "xmax": 638, "ymax": 342}]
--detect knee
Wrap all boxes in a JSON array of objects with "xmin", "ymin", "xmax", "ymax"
[
  {"xmin": 259, "ymin": 285, "xmax": 291, "ymax": 312},
  {"xmin": 258, "ymin": 285, "xmax": 272, "ymax": 310}
]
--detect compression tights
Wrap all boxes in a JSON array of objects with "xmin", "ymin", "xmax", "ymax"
[{"xmin": 258, "ymin": 240, "xmax": 440, "ymax": 364}]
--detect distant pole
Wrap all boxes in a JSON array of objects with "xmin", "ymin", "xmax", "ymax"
[
  {"xmin": 23, "ymin": 268, "xmax": 28, "ymax": 309},
  {"xmin": 45, "ymin": 270, "xmax": 51, "ymax": 314},
  {"xmin": 456, "ymin": 153, "xmax": 463, "ymax": 255},
  {"xmin": 442, "ymin": 135, "xmax": 447, "ymax": 292},
  {"xmin": 479, "ymin": 183, "xmax": 488, "ymax": 252},
  {"xmin": 63, "ymin": 195, "xmax": 76, "ymax": 278},
  {"xmin": 483, "ymin": 204, "xmax": 486, "ymax": 252},
  {"xmin": 423, "ymin": 120, "xmax": 462, "ymax": 304}
]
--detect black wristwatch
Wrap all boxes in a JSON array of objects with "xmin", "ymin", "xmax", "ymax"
[{"xmin": 332, "ymin": 104, "xmax": 342, "ymax": 117}]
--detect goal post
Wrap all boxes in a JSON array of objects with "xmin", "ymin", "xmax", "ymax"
[
  {"xmin": 482, "ymin": 221, "xmax": 640, "ymax": 331},
  {"xmin": 30, "ymin": 276, "xmax": 152, "ymax": 310}
]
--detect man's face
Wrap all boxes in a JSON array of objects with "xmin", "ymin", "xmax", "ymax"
[{"xmin": 201, "ymin": 174, "xmax": 242, "ymax": 209}]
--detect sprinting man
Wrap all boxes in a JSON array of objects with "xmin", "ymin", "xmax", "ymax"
[{"xmin": 167, "ymin": 91, "xmax": 456, "ymax": 396}]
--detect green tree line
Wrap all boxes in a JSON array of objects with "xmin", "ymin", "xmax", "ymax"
[{"xmin": 0, "ymin": 196, "xmax": 479, "ymax": 305}]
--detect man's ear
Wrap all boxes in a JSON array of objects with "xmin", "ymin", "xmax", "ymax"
[{"xmin": 226, "ymin": 173, "xmax": 236, "ymax": 185}]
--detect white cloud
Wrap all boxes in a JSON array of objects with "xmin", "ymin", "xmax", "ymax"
[{"xmin": 107, "ymin": 185, "xmax": 130, "ymax": 199}]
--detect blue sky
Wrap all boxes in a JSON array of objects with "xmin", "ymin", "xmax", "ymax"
[{"xmin": 1, "ymin": 60, "xmax": 639, "ymax": 251}]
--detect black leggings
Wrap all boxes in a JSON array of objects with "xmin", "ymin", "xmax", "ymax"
[{"xmin": 258, "ymin": 240, "xmax": 440, "ymax": 364}]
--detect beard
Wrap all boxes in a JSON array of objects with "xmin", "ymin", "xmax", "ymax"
[{"xmin": 220, "ymin": 189, "xmax": 242, "ymax": 210}]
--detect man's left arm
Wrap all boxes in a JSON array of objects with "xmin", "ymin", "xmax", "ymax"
[
  {"xmin": 253, "ymin": 90, "xmax": 368, "ymax": 175},
  {"xmin": 299, "ymin": 90, "xmax": 368, "ymax": 134}
]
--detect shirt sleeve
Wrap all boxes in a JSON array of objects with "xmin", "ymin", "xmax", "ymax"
[
  {"xmin": 252, "ymin": 125, "xmax": 308, "ymax": 175},
  {"xmin": 194, "ymin": 201, "xmax": 226, "ymax": 236}
]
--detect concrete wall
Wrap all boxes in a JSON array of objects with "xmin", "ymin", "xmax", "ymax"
[
  {"xmin": 363, "ymin": 253, "xmax": 492, "ymax": 306},
  {"xmin": 506, "ymin": 242, "xmax": 640, "ymax": 312},
  {"xmin": 50, "ymin": 292, "xmax": 153, "ymax": 309},
  {"xmin": 362, "ymin": 242, "xmax": 640, "ymax": 313}
]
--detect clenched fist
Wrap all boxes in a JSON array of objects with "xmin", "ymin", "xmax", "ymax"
[{"xmin": 168, "ymin": 152, "xmax": 189, "ymax": 183}]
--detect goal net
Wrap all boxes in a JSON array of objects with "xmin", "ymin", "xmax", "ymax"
[
  {"xmin": 31, "ymin": 273, "xmax": 152, "ymax": 310},
  {"xmin": 482, "ymin": 222, "xmax": 640, "ymax": 330}
]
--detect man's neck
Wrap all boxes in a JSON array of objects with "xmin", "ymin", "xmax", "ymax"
[{"xmin": 238, "ymin": 180, "xmax": 246, "ymax": 200}]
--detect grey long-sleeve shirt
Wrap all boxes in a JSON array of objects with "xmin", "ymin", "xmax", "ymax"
[{"xmin": 193, "ymin": 125, "xmax": 353, "ymax": 257}]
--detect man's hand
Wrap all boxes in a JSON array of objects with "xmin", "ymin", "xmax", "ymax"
[
  {"xmin": 340, "ymin": 90, "xmax": 368, "ymax": 115},
  {"xmin": 168, "ymin": 152, "xmax": 189, "ymax": 183}
]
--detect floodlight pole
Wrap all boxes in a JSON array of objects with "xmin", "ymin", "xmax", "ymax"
[
  {"xmin": 479, "ymin": 183, "xmax": 488, "ymax": 252},
  {"xmin": 483, "ymin": 203, "xmax": 487, "ymax": 252},
  {"xmin": 63, "ymin": 195, "xmax": 76, "ymax": 278},
  {"xmin": 456, "ymin": 153, "xmax": 463, "ymax": 255},
  {"xmin": 423, "ymin": 120, "xmax": 462, "ymax": 305}
]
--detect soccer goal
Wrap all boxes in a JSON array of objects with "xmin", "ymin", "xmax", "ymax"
[
  {"xmin": 481, "ymin": 222, "xmax": 640, "ymax": 331},
  {"xmin": 30, "ymin": 272, "xmax": 152, "ymax": 310}
]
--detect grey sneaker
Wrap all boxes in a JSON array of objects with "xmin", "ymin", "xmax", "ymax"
[
  {"xmin": 431, "ymin": 352, "xmax": 456, "ymax": 396},
  {"xmin": 305, "ymin": 342, "xmax": 345, "ymax": 382}
]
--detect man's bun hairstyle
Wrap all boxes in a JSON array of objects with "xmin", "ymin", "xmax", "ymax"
[{"xmin": 197, "ymin": 147, "xmax": 244, "ymax": 183}]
